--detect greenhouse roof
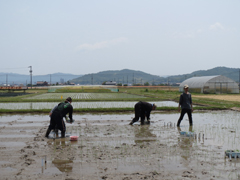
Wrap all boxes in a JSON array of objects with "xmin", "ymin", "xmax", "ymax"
[{"xmin": 179, "ymin": 75, "xmax": 219, "ymax": 88}]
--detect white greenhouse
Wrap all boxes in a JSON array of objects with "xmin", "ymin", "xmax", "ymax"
[{"xmin": 179, "ymin": 75, "xmax": 239, "ymax": 94}]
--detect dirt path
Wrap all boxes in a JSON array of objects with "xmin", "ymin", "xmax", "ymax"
[{"xmin": 193, "ymin": 94, "xmax": 240, "ymax": 102}]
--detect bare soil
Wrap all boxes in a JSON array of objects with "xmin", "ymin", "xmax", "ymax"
[{"xmin": 193, "ymin": 94, "xmax": 240, "ymax": 102}]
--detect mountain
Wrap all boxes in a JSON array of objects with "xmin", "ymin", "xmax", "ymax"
[
  {"xmin": 1, "ymin": 66, "xmax": 239, "ymax": 86},
  {"xmin": 70, "ymin": 67, "xmax": 240, "ymax": 85},
  {"xmin": 0, "ymin": 72, "xmax": 82, "ymax": 85},
  {"xmin": 167, "ymin": 67, "xmax": 240, "ymax": 85},
  {"xmin": 70, "ymin": 69, "xmax": 161, "ymax": 85}
]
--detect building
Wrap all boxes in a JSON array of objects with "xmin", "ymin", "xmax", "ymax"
[
  {"xmin": 36, "ymin": 81, "xmax": 49, "ymax": 86},
  {"xmin": 104, "ymin": 81, "xmax": 117, "ymax": 85},
  {"xmin": 179, "ymin": 75, "xmax": 239, "ymax": 94}
]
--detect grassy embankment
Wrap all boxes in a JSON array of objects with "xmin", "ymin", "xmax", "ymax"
[{"xmin": 0, "ymin": 86, "xmax": 239, "ymax": 113}]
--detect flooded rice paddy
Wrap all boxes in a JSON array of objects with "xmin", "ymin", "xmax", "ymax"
[
  {"xmin": 23, "ymin": 93, "xmax": 147, "ymax": 100},
  {"xmin": 0, "ymin": 110, "xmax": 240, "ymax": 179},
  {"xmin": 0, "ymin": 101, "xmax": 178, "ymax": 109}
]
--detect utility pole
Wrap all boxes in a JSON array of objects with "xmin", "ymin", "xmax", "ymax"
[
  {"xmin": 239, "ymin": 69, "xmax": 240, "ymax": 88},
  {"xmin": 91, "ymin": 74, "xmax": 93, "ymax": 85},
  {"xmin": 132, "ymin": 73, "xmax": 134, "ymax": 85},
  {"xmin": 28, "ymin": 66, "xmax": 32, "ymax": 89},
  {"xmin": 50, "ymin": 74, "xmax": 51, "ymax": 85},
  {"xmin": 6, "ymin": 74, "xmax": 8, "ymax": 86}
]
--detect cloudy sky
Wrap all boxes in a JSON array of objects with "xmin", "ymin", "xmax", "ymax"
[{"xmin": 0, "ymin": 0, "xmax": 239, "ymax": 76}]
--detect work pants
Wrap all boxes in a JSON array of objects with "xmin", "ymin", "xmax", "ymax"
[
  {"xmin": 177, "ymin": 108, "xmax": 192, "ymax": 126},
  {"xmin": 132, "ymin": 103, "xmax": 145, "ymax": 123},
  {"xmin": 48, "ymin": 112, "xmax": 66, "ymax": 134}
]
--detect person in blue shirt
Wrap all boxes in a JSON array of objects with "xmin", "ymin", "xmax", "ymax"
[
  {"xmin": 177, "ymin": 85, "xmax": 193, "ymax": 127},
  {"xmin": 45, "ymin": 97, "xmax": 73, "ymax": 138}
]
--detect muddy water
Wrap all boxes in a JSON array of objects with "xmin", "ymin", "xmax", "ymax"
[{"xmin": 0, "ymin": 111, "xmax": 240, "ymax": 179}]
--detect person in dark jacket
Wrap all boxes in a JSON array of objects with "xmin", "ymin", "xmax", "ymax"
[
  {"xmin": 45, "ymin": 97, "xmax": 74, "ymax": 138},
  {"xmin": 129, "ymin": 101, "xmax": 157, "ymax": 125},
  {"xmin": 177, "ymin": 84, "xmax": 193, "ymax": 127}
]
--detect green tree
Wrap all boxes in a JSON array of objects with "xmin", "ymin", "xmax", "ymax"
[{"xmin": 144, "ymin": 82, "xmax": 149, "ymax": 86}]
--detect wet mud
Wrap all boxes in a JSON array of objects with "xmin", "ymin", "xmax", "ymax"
[{"xmin": 0, "ymin": 111, "xmax": 240, "ymax": 179}]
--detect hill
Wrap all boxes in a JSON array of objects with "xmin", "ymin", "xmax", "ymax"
[
  {"xmin": 167, "ymin": 67, "xmax": 240, "ymax": 85},
  {"xmin": 70, "ymin": 69, "xmax": 161, "ymax": 85},
  {"xmin": 1, "ymin": 66, "xmax": 239, "ymax": 86},
  {"xmin": 0, "ymin": 73, "xmax": 82, "ymax": 85},
  {"xmin": 70, "ymin": 67, "xmax": 240, "ymax": 85}
]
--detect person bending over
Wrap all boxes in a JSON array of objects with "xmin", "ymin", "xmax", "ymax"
[
  {"xmin": 129, "ymin": 101, "xmax": 157, "ymax": 125},
  {"xmin": 45, "ymin": 97, "xmax": 73, "ymax": 138}
]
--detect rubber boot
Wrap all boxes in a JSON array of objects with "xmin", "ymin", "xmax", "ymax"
[
  {"xmin": 45, "ymin": 128, "xmax": 51, "ymax": 138},
  {"xmin": 61, "ymin": 131, "xmax": 65, "ymax": 138},
  {"xmin": 129, "ymin": 119, "xmax": 137, "ymax": 125},
  {"xmin": 54, "ymin": 129, "xmax": 59, "ymax": 137},
  {"xmin": 177, "ymin": 120, "xmax": 181, "ymax": 127}
]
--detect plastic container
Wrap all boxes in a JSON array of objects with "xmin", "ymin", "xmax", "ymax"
[
  {"xmin": 180, "ymin": 131, "xmax": 186, "ymax": 135},
  {"xmin": 225, "ymin": 150, "xmax": 240, "ymax": 158},
  {"xmin": 70, "ymin": 136, "xmax": 78, "ymax": 141},
  {"xmin": 180, "ymin": 131, "xmax": 195, "ymax": 137}
]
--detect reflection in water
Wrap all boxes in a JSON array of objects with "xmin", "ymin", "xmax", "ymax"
[
  {"xmin": 177, "ymin": 126, "xmax": 195, "ymax": 161},
  {"xmin": 134, "ymin": 125, "xmax": 156, "ymax": 144},
  {"xmin": 52, "ymin": 159, "xmax": 73, "ymax": 172},
  {"xmin": 51, "ymin": 139, "xmax": 74, "ymax": 172}
]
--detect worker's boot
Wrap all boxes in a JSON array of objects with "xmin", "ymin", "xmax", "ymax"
[
  {"xmin": 189, "ymin": 125, "xmax": 193, "ymax": 132},
  {"xmin": 146, "ymin": 120, "xmax": 150, "ymax": 125},
  {"xmin": 140, "ymin": 117, "xmax": 145, "ymax": 125},
  {"xmin": 61, "ymin": 131, "xmax": 65, "ymax": 138},
  {"xmin": 54, "ymin": 129, "xmax": 59, "ymax": 137},
  {"xmin": 129, "ymin": 119, "xmax": 137, "ymax": 125},
  {"xmin": 45, "ymin": 128, "xmax": 51, "ymax": 138}
]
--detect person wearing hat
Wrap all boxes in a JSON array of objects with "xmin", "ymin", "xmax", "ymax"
[
  {"xmin": 129, "ymin": 101, "xmax": 157, "ymax": 125},
  {"xmin": 45, "ymin": 97, "xmax": 74, "ymax": 138},
  {"xmin": 177, "ymin": 85, "xmax": 193, "ymax": 127}
]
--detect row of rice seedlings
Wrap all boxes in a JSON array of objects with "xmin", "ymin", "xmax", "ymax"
[{"xmin": 24, "ymin": 92, "xmax": 146, "ymax": 100}]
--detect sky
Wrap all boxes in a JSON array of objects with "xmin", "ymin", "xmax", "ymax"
[{"xmin": 0, "ymin": 0, "xmax": 240, "ymax": 76}]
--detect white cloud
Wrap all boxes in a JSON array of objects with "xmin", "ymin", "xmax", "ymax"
[
  {"xmin": 76, "ymin": 37, "xmax": 128, "ymax": 51},
  {"xmin": 209, "ymin": 22, "xmax": 224, "ymax": 31}
]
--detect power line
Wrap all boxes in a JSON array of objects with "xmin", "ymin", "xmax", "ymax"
[{"xmin": 0, "ymin": 67, "xmax": 28, "ymax": 70}]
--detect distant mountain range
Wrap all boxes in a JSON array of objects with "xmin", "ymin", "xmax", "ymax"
[
  {"xmin": 0, "ymin": 67, "xmax": 239, "ymax": 86},
  {"xmin": 70, "ymin": 67, "xmax": 240, "ymax": 85},
  {"xmin": 0, "ymin": 73, "xmax": 82, "ymax": 85}
]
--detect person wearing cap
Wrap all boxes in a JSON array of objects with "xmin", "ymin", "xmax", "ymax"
[
  {"xmin": 177, "ymin": 85, "xmax": 193, "ymax": 127},
  {"xmin": 129, "ymin": 101, "xmax": 157, "ymax": 125},
  {"xmin": 45, "ymin": 97, "xmax": 74, "ymax": 138}
]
